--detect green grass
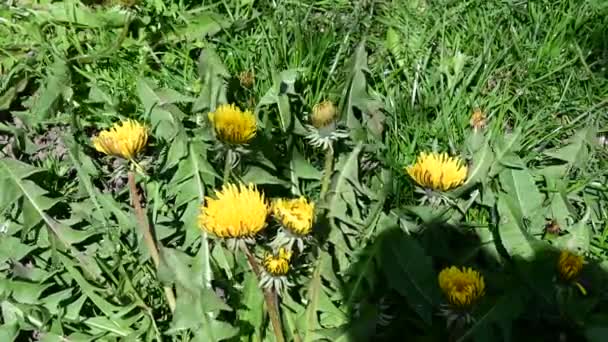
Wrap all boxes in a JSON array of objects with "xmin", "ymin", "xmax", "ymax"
[{"xmin": 1, "ymin": 0, "xmax": 608, "ymax": 340}]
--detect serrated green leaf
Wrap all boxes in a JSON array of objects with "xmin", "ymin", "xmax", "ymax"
[
  {"xmin": 489, "ymin": 129, "xmax": 522, "ymax": 177},
  {"xmin": 544, "ymin": 127, "xmax": 594, "ymax": 169},
  {"xmin": 166, "ymin": 12, "xmax": 230, "ymax": 42},
  {"xmin": 343, "ymin": 42, "xmax": 383, "ymax": 137},
  {"xmin": 0, "ymin": 158, "xmax": 44, "ymax": 179},
  {"xmin": 328, "ymin": 143, "xmax": 363, "ymax": 221},
  {"xmin": 192, "ymin": 48, "xmax": 229, "ymax": 113},
  {"xmin": 30, "ymin": 58, "xmax": 70, "ymax": 120},
  {"xmin": 0, "ymin": 236, "xmax": 36, "ymax": 265},
  {"xmin": 192, "ymin": 319, "xmax": 239, "ymax": 342},
  {"xmin": 403, "ymin": 205, "xmax": 452, "ymax": 224},
  {"xmin": 458, "ymin": 134, "xmax": 495, "ymax": 194},
  {"xmin": 318, "ymin": 288, "xmax": 347, "ymax": 327},
  {"xmin": 379, "ymin": 230, "xmax": 438, "ymax": 324},
  {"xmin": 301, "ymin": 254, "xmax": 325, "ymax": 342},
  {"xmin": 42, "ymin": 289, "xmax": 75, "ymax": 315},
  {"xmin": 57, "ymin": 254, "xmax": 125, "ymax": 317},
  {"xmin": 192, "ymin": 240, "xmax": 212, "ymax": 290},
  {"xmin": 0, "ymin": 77, "xmax": 28, "ymax": 111},
  {"xmin": 241, "ymin": 165, "xmax": 287, "ymax": 186},
  {"xmin": 385, "ymin": 27, "xmax": 404, "ymax": 68},
  {"xmin": 32, "ymin": 3, "xmax": 129, "ymax": 28},
  {"xmin": 162, "ymin": 129, "xmax": 188, "ymax": 171},
  {"xmin": 458, "ymin": 290, "xmax": 525, "ymax": 342},
  {"xmin": 0, "ymin": 323, "xmax": 18, "ymax": 342},
  {"xmin": 0, "ymin": 279, "xmax": 49, "ymax": 304},
  {"xmin": 169, "ymin": 288, "xmax": 204, "ymax": 332},
  {"xmin": 258, "ymin": 69, "xmax": 302, "ymax": 132},
  {"xmin": 291, "ymin": 148, "xmax": 321, "ymax": 180},
  {"xmin": 83, "ymin": 316, "xmax": 133, "ymax": 337},
  {"xmin": 237, "ymin": 272, "xmax": 264, "ymax": 338},
  {"xmin": 554, "ymin": 207, "xmax": 591, "ymax": 253},
  {"xmin": 498, "ymin": 168, "xmax": 543, "ymax": 220},
  {"xmin": 496, "ymin": 195, "xmax": 537, "ymax": 260}
]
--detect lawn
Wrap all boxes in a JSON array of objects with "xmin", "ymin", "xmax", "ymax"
[{"xmin": 1, "ymin": 0, "xmax": 608, "ymax": 341}]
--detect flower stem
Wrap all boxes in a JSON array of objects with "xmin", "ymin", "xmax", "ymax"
[
  {"xmin": 127, "ymin": 171, "xmax": 177, "ymax": 313},
  {"xmin": 242, "ymin": 244, "xmax": 285, "ymax": 342},
  {"xmin": 319, "ymin": 147, "xmax": 334, "ymax": 202},
  {"xmin": 223, "ymin": 149, "xmax": 233, "ymax": 184}
]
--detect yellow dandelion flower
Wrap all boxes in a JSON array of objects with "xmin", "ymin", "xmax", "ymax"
[
  {"xmin": 208, "ymin": 104, "xmax": 256, "ymax": 145},
  {"xmin": 263, "ymin": 248, "xmax": 292, "ymax": 276},
  {"xmin": 198, "ymin": 183, "xmax": 268, "ymax": 238},
  {"xmin": 311, "ymin": 100, "xmax": 338, "ymax": 129},
  {"xmin": 406, "ymin": 152, "xmax": 468, "ymax": 191},
  {"xmin": 91, "ymin": 119, "xmax": 148, "ymax": 160},
  {"xmin": 438, "ymin": 266, "xmax": 485, "ymax": 308},
  {"xmin": 557, "ymin": 250, "xmax": 584, "ymax": 281},
  {"xmin": 272, "ymin": 197, "xmax": 315, "ymax": 236}
]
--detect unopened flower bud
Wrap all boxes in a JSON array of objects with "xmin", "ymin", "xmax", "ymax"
[
  {"xmin": 470, "ymin": 108, "xmax": 487, "ymax": 131},
  {"xmin": 311, "ymin": 100, "xmax": 337, "ymax": 129},
  {"xmin": 238, "ymin": 71, "xmax": 255, "ymax": 89}
]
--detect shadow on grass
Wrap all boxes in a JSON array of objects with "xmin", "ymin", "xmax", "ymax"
[{"xmin": 338, "ymin": 225, "xmax": 608, "ymax": 342}]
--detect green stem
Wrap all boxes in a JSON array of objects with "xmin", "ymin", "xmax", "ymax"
[
  {"xmin": 127, "ymin": 171, "xmax": 176, "ymax": 313},
  {"xmin": 242, "ymin": 245, "xmax": 285, "ymax": 342},
  {"xmin": 223, "ymin": 149, "xmax": 233, "ymax": 184},
  {"xmin": 319, "ymin": 147, "xmax": 334, "ymax": 202}
]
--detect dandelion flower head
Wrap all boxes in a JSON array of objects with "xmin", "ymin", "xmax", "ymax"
[
  {"xmin": 438, "ymin": 266, "xmax": 485, "ymax": 308},
  {"xmin": 198, "ymin": 183, "xmax": 268, "ymax": 238},
  {"xmin": 263, "ymin": 248, "xmax": 292, "ymax": 276},
  {"xmin": 208, "ymin": 104, "xmax": 256, "ymax": 145},
  {"xmin": 406, "ymin": 152, "xmax": 468, "ymax": 191},
  {"xmin": 272, "ymin": 197, "xmax": 315, "ymax": 236},
  {"xmin": 92, "ymin": 119, "xmax": 148, "ymax": 160},
  {"xmin": 558, "ymin": 250, "xmax": 584, "ymax": 281}
]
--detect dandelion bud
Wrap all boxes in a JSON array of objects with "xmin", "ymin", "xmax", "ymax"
[
  {"xmin": 311, "ymin": 100, "xmax": 338, "ymax": 129},
  {"xmin": 470, "ymin": 108, "xmax": 487, "ymax": 131},
  {"xmin": 557, "ymin": 250, "xmax": 584, "ymax": 281},
  {"xmin": 238, "ymin": 71, "xmax": 255, "ymax": 89}
]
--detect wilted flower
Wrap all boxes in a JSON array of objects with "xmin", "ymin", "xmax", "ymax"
[
  {"xmin": 198, "ymin": 183, "xmax": 268, "ymax": 240},
  {"xmin": 545, "ymin": 219, "xmax": 561, "ymax": 235},
  {"xmin": 311, "ymin": 100, "xmax": 338, "ymax": 129},
  {"xmin": 438, "ymin": 266, "xmax": 485, "ymax": 308},
  {"xmin": 92, "ymin": 119, "xmax": 148, "ymax": 160},
  {"xmin": 406, "ymin": 152, "xmax": 468, "ymax": 192},
  {"xmin": 557, "ymin": 250, "xmax": 584, "ymax": 281},
  {"xmin": 272, "ymin": 197, "xmax": 315, "ymax": 236},
  {"xmin": 470, "ymin": 108, "xmax": 487, "ymax": 131},
  {"xmin": 208, "ymin": 104, "xmax": 256, "ymax": 145},
  {"xmin": 238, "ymin": 71, "xmax": 255, "ymax": 88},
  {"xmin": 260, "ymin": 247, "xmax": 293, "ymax": 293}
]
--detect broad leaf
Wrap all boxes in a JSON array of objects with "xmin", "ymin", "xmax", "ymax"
[
  {"xmin": 496, "ymin": 195, "xmax": 537, "ymax": 260},
  {"xmin": 192, "ymin": 48, "xmax": 229, "ymax": 113},
  {"xmin": 379, "ymin": 230, "xmax": 438, "ymax": 324},
  {"xmin": 31, "ymin": 58, "xmax": 70, "ymax": 121}
]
